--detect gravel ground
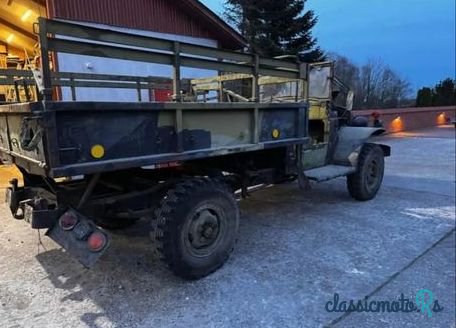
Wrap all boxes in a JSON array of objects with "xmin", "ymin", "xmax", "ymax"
[{"xmin": 0, "ymin": 126, "xmax": 454, "ymax": 328}]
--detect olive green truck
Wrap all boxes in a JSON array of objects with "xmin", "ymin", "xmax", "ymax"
[{"xmin": 0, "ymin": 19, "xmax": 390, "ymax": 279}]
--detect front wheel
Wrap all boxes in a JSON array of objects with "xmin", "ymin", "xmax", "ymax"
[
  {"xmin": 151, "ymin": 177, "xmax": 239, "ymax": 280},
  {"xmin": 347, "ymin": 144, "xmax": 385, "ymax": 201}
]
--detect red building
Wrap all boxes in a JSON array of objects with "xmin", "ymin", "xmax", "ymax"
[
  {"xmin": 1, "ymin": 0, "xmax": 245, "ymax": 55},
  {"xmin": 0, "ymin": 0, "xmax": 246, "ymax": 101}
]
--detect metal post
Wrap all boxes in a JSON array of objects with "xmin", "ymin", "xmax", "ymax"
[
  {"xmin": 14, "ymin": 81, "xmax": 20, "ymax": 102},
  {"xmin": 253, "ymin": 106, "xmax": 259, "ymax": 144},
  {"xmin": 175, "ymin": 109, "xmax": 183, "ymax": 152},
  {"xmin": 23, "ymin": 79, "xmax": 30, "ymax": 101},
  {"xmin": 38, "ymin": 18, "xmax": 53, "ymax": 101},
  {"xmin": 300, "ymin": 63, "xmax": 309, "ymax": 100},
  {"xmin": 77, "ymin": 173, "xmax": 101, "ymax": 209},
  {"xmin": 136, "ymin": 80, "xmax": 142, "ymax": 102},
  {"xmin": 252, "ymin": 54, "xmax": 260, "ymax": 102},
  {"xmin": 173, "ymin": 42, "xmax": 181, "ymax": 102},
  {"xmin": 70, "ymin": 75, "xmax": 76, "ymax": 101},
  {"xmin": 218, "ymin": 78, "xmax": 223, "ymax": 102}
]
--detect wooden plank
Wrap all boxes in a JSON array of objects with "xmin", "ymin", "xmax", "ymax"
[
  {"xmin": 40, "ymin": 101, "xmax": 303, "ymax": 112},
  {"xmin": 44, "ymin": 19, "xmax": 253, "ymax": 64},
  {"xmin": 55, "ymin": 80, "xmax": 152, "ymax": 89},
  {"xmin": 45, "ymin": 19, "xmax": 174, "ymax": 52},
  {"xmin": 180, "ymin": 43, "xmax": 253, "ymax": 64},
  {"xmin": 181, "ymin": 57, "xmax": 254, "ymax": 75},
  {"xmin": 258, "ymin": 67, "xmax": 299, "ymax": 79},
  {"xmin": 47, "ymin": 39, "xmax": 174, "ymax": 66},
  {"xmin": 42, "ymin": 19, "xmax": 303, "ymax": 80},
  {"xmin": 53, "ymin": 72, "xmax": 170, "ymax": 83},
  {"xmin": 259, "ymin": 57, "xmax": 299, "ymax": 70}
]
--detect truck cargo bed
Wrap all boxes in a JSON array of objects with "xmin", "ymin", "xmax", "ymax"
[{"xmin": 0, "ymin": 101, "xmax": 308, "ymax": 178}]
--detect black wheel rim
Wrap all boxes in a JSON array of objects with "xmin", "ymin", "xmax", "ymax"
[
  {"xmin": 365, "ymin": 158, "xmax": 381, "ymax": 191},
  {"xmin": 184, "ymin": 203, "xmax": 225, "ymax": 257}
]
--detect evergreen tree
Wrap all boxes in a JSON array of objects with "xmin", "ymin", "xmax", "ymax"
[
  {"xmin": 434, "ymin": 78, "xmax": 456, "ymax": 106},
  {"xmin": 416, "ymin": 87, "xmax": 434, "ymax": 107},
  {"xmin": 416, "ymin": 78, "xmax": 456, "ymax": 107},
  {"xmin": 224, "ymin": 0, "xmax": 325, "ymax": 62}
]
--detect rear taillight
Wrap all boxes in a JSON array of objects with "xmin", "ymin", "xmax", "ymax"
[
  {"xmin": 87, "ymin": 231, "xmax": 107, "ymax": 252},
  {"xmin": 59, "ymin": 212, "xmax": 79, "ymax": 231}
]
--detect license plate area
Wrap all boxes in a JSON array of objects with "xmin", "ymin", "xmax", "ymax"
[{"xmin": 46, "ymin": 209, "xmax": 110, "ymax": 268}]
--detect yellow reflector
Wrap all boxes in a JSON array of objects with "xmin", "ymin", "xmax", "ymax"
[
  {"xmin": 91, "ymin": 145, "xmax": 105, "ymax": 159},
  {"xmin": 272, "ymin": 129, "xmax": 280, "ymax": 139}
]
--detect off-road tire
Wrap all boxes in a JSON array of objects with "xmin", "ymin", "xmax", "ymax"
[
  {"xmin": 347, "ymin": 143, "xmax": 385, "ymax": 201},
  {"xmin": 151, "ymin": 177, "xmax": 239, "ymax": 280}
]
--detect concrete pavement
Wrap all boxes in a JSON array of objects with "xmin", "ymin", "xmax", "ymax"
[{"xmin": 0, "ymin": 126, "xmax": 454, "ymax": 328}]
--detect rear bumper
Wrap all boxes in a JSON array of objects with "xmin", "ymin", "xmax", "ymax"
[
  {"xmin": 5, "ymin": 180, "xmax": 60, "ymax": 229},
  {"xmin": 5, "ymin": 179, "xmax": 110, "ymax": 268}
]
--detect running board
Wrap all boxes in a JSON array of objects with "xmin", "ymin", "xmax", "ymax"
[{"xmin": 304, "ymin": 165, "xmax": 356, "ymax": 182}]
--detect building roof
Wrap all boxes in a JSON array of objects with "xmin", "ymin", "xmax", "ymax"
[{"xmin": 179, "ymin": 0, "xmax": 246, "ymax": 49}]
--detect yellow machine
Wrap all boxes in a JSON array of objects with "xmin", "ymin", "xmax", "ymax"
[{"xmin": 190, "ymin": 61, "xmax": 355, "ymax": 169}]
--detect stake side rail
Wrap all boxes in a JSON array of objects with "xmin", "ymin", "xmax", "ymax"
[{"xmin": 36, "ymin": 18, "xmax": 308, "ymax": 103}]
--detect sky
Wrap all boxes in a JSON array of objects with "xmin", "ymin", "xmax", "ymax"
[{"xmin": 201, "ymin": 0, "xmax": 456, "ymax": 91}]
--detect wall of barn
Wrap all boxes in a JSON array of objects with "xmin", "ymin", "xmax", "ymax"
[{"xmin": 56, "ymin": 21, "xmax": 218, "ymax": 102}]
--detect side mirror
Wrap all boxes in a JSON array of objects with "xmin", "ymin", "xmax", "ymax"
[{"xmin": 346, "ymin": 91, "xmax": 354, "ymax": 111}]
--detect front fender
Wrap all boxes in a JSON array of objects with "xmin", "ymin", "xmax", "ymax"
[{"xmin": 333, "ymin": 127, "xmax": 390, "ymax": 165}]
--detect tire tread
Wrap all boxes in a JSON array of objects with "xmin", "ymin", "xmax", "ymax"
[{"xmin": 151, "ymin": 177, "xmax": 237, "ymax": 279}]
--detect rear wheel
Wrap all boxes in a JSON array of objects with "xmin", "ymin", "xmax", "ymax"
[
  {"xmin": 151, "ymin": 177, "xmax": 239, "ymax": 279},
  {"xmin": 347, "ymin": 143, "xmax": 385, "ymax": 201}
]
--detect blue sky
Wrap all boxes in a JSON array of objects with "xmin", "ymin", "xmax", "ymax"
[{"xmin": 201, "ymin": 0, "xmax": 456, "ymax": 90}]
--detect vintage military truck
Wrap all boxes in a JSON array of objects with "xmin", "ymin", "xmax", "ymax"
[{"xmin": 0, "ymin": 19, "xmax": 390, "ymax": 279}]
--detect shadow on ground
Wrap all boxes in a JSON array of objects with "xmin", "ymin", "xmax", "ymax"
[{"xmin": 33, "ymin": 177, "xmax": 455, "ymax": 328}]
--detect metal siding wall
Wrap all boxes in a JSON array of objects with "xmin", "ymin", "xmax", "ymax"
[
  {"xmin": 55, "ymin": 21, "xmax": 218, "ymax": 102},
  {"xmin": 48, "ymin": 0, "xmax": 212, "ymax": 39}
]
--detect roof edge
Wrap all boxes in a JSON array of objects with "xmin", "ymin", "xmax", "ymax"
[{"xmin": 182, "ymin": 0, "xmax": 247, "ymax": 49}]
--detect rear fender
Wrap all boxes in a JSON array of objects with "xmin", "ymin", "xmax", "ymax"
[{"xmin": 332, "ymin": 127, "xmax": 390, "ymax": 166}]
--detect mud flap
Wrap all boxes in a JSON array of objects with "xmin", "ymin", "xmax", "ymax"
[{"xmin": 46, "ymin": 209, "xmax": 111, "ymax": 268}]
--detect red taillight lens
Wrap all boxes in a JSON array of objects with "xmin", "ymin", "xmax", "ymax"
[
  {"xmin": 87, "ymin": 231, "xmax": 107, "ymax": 252},
  {"xmin": 59, "ymin": 212, "xmax": 79, "ymax": 231}
]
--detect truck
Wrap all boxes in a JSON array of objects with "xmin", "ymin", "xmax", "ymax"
[{"xmin": 0, "ymin": 19, "xmax": 390, "ymax": 279}]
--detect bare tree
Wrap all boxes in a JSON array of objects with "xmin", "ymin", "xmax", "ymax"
[{"xmin": 329, "ymin": 53, "xmax": 411, "ymax": 109}]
